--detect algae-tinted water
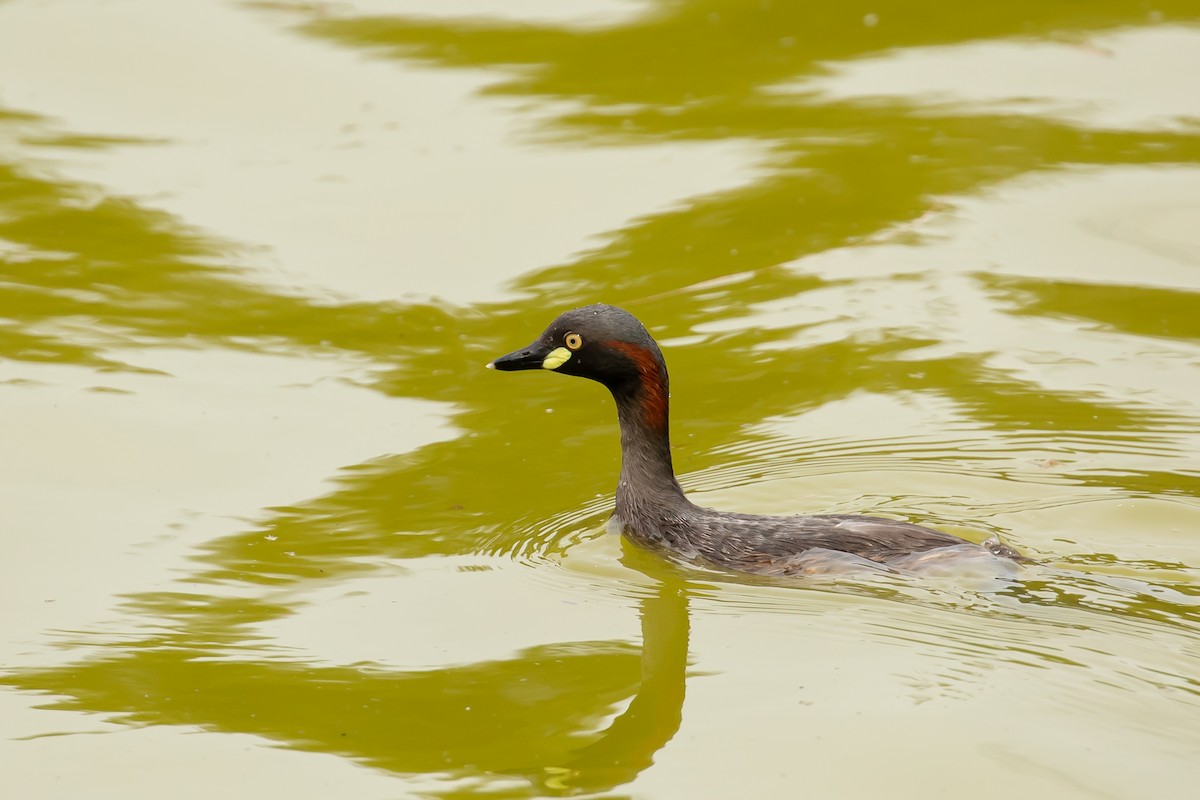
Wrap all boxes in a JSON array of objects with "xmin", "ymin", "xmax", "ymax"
[{"xmin": 2, "ymin": 2, "xmax": 1199, "ymax": 797}]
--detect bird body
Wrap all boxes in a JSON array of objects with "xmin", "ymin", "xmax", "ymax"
[{"xmin": 490, "ymin": 304, "xmax": 1024, "ymax": 576}]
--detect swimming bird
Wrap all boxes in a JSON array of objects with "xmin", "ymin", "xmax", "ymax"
[{"xmin": 489, "ymin": 304, "xmax": 1025, "ymax": 576}]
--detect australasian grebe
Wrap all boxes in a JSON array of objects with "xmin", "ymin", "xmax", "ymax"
[{"xmin": 488, "ymin": 304, "xmax": 1026, "ymax": 576}]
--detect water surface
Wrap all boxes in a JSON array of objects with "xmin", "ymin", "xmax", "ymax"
[{"xmin": 3, "ymin": 1, "xmax": 1200, "ymax": 797}]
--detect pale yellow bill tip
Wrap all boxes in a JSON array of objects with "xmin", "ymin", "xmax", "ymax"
[
  {"xmin": 485, "ymin": 361, "xmax": 495, "ymax": 369},
  {"xmin": 541, "ymin": 347, "xmax": 572, "ymax": 370}
]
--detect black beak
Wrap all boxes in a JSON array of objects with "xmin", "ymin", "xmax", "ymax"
[{"xmin": 487, "ymin": 340, "xmax": 550, "ymax": 371}]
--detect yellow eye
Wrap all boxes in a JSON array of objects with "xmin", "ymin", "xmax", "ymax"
[{"xmin": 565, "ymin": 332, "xmax": 583, "ymax": 350}]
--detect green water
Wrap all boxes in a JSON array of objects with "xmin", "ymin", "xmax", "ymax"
[{"xmin": 3, "ymin": 1, "xmax": 1199, "ymax": 797}]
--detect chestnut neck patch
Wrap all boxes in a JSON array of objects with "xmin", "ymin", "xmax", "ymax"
[{"xmin": 606, "ymin": 340, "xmax": 668, "ymax": 431}]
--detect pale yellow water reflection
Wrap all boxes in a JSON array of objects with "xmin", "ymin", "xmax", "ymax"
[
  {"xmin": 0, "ymin": 0, "xmax": 758, "ymax": 304},
  {"xmin": 2, "ymin": 0, "xmax": 1200, "ymax": 798}
]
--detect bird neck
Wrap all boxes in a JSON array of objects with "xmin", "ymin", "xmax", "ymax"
[{"xmin": 611, "ymin": 378, "xmax": 690, "ymax": 518}]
